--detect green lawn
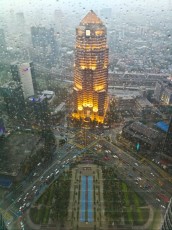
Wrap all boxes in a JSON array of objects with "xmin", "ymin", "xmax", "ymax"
[
  {"xmin": 29, "ymin": 171, "xmax": 71, "ymax": 225},
  {"xmin": 102, "ymin": 167, "xmax": 149, "ymax": 227}
]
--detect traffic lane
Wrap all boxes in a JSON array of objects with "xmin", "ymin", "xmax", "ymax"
[
  {"xmin": 5, "ymin": 148, "xmax": 80, "ymax": 225},
  {"xmin": 96, "ymin": 153, "xmax": 168, "ymax": 209},
  {"xmin": 1, "ymin": 143, "xmax": 75, "ymax": 208},
  {"xmin": 98, "ymin": 158, "xmax": 166, "ymax": 209},
  {"xmin": 101, "ymin": 140, "xmax": 172, "ymax": 197}
]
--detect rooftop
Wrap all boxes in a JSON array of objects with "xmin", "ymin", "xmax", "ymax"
[{"xmin": 80, "ymin": 10, "xmax": 103, "ymax": 25}]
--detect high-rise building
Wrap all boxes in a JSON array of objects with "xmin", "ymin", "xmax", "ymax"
[
  {"xmin": 27, "ymin": 95, "xmax": 49, "ymax": 128},
  {"xmin": 31, "ymin": 26, "xmax": 58, "ymax": 66},
  {"xmin": 10, "ymin": 62, "xmax": 37, "ymax": 99},
  {"xmin": 16, "ymin": 12, "xmax": 25, "ymax": 34},
  {"xmin": 0, "ymin": 29, "xmax": 7, "ymax": 55},
  {"xmin": 161, "ymin": 197, "xmax": 172, "ymax": 230},
  {"xmin": 163, "ymin": 117, "xmax": 172, "ymax": 158},
  {"xmin": 72, "ymin": 10, "xmax": 109, "ymax": 124},
  {"xmin": 0, "ymin": 214, "xmax": 7, "ymax": 230},
  {"xmin": 0, "ymin": 81, "xmax": 25, "ymax": 118},
  {"xmin": 154, "ymin": 78, "xmax": 172, "ymax": 105}
]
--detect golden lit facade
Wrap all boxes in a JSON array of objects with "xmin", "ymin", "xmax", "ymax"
[{"xmin": 72, "ymin": 10, "xmax": 109, "ymax": 123}]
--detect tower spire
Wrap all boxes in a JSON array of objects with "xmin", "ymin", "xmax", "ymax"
[{"xmin": 80, "ymin": 10, "xmax": 103, "ymax": 25}]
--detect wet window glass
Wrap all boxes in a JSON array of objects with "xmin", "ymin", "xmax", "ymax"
[{"xmin": 0, "ymin": 1, "xmax": 172, "ymax": 229}]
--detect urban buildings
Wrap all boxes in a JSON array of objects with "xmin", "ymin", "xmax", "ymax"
[
  {"xmin": 27, "ymin": 94, "xmax": 49, "ymax": 128},
  {"xmin": 122, "ymin": 121, "xmax": 162, "ymax": 150},
  {"xmin": 72, "ymin": 10, "xmax": 109, "ymax": 124},
  {"xmin": 154, "ymin": 78, "xmax": 172, "ymax": 105},
  {"xmin": 161, "ymin": 197, "xmax": 172, "ymax": 230},
  {"xmin": 163, "ymin": 117, "xmax": 172, "ymax": 158},
  {"xmin": 10, "ymin": 61, "xmax": 37, "ymax": 99},
  {"xmin": 0, "ymin": 81, "xmax": 25, "ymax": 118},
  {"xmin": 0, "ymin": 29, "xmax": 7, "ymax": 56},
  {"xmin": 31, "ymin": 26, "xmax": 58, "ymax": 66}
]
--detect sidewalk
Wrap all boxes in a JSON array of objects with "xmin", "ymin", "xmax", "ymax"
[
  {"xmin": 133, "ymin": 205, "xmax": 153, "ymax": 230},
  {"xmin": 25, "ymin": 209, "xmax": 40, "ymax": 230}
]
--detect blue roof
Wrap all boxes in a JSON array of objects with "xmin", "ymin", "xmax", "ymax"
[
  {"xmin": 155, "ymin": 121, "xmax": 169, "ymax": 133},
  {"xmin": 0, "ymin": 178, "xmax": 12, "ymax": 188}
]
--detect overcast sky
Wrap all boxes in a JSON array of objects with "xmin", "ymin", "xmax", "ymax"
[{"xmin": 0, "ymin": 0, "xmax": 171, "ymax": 14}]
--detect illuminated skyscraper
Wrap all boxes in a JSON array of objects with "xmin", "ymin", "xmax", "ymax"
[{"xmin": 72, "ymin": 10, "xmax": 109, "ymax": 124}]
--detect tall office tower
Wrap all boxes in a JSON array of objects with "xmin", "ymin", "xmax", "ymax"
[
  {"xmin": 0, "ymin": 81, "xmax": 25, "ymax": 118},
  {"xmin": 16, "ymin": 12, "xmax": 26, "ymax": 45},
  {"xmin": 161, "ymin": 197, "xmax": 172, "ymax": 230},
  {"xmin": 0, "ymin": 29, "xmax": 7, "ymax": 55},
  {"xmin": 31, "ymin": 26, "xmax": 58, "ymax": 66},
  {"xmin": 72, "ymin": 10, "xmax": 109, "ymax": 124},
  {"xmin": 163, "ymin": 117, "xmax": 172, "ymax": 158},
  {"xmin": 0, "ymin": 214, "xmax": 7, "ymax": 230},
  {"xmin": 27, "ymin": 95, "xmax": 49, "ymax": 128},
  {"xmin": 16, "ymin": 12, "xmax": 25, "ymax": 33},
  {"xmin": 10, "ymin": 62, "xmax": 37, "ymax": 99},
  {"xmin": 54, "ymin": 9, "xmax": 64, "ymax": 34}
]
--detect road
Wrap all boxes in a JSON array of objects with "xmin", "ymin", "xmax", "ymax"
[{"xmin": 1, "ymin": 128, "xmax": 171, "ymax": 229}]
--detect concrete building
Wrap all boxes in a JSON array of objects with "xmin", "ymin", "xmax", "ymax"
[
  {"xmin": 51, "ymin": 102, "xmax": 65, "ymax": 116},
  {"xmin": 72, "ymin": 10, "xmax": 109, "ymax": 124},
  {"xmin": 27, "ymin": 95, "xmax": 49, "ymax": 128},
  {"xmin": 154, "ymin": 78, "xmax": 172, "ymax": 105},
  {"xmin": 31, "ymin": 26, "xmax": 58, "ymax": 66},
  {"xmin": 122, "ymin": 121, "xmax": 162, "ymax": 150},
  {"xmin": 10, "ymin": 62, "xmax": 37, "ymax": 99},
  {"xmin": 0, "ymin": 29, "xmax": 7, "ymax": 55},
  {"xmin": 0, "ymin": 81, "xmax": 25, "ymax": 118},
  {"xmin": 109, "ymin": 88, "xmax": 141, "ymax": 111},
  {"xmin": 41, "ymin": 90, "xmax": 55, "ymax": 104},
  {"xmin": 135, "ymin": 97, "xmax": 153, "ymax": 111},
  {"xmin": 161, "ymin": 197, "xmax": 172, "ymax": 230}
]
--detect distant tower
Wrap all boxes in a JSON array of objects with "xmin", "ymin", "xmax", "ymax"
[
  {"xmin": 54, "ymin": 9, "xmax": 64, "ymax": 34},
  {"xmin": 163, "ymin": 117, "xmax": 172, "ymax": 158},
  {"xmin": 31, "ymin": 26, "xmax": 57, "ymax": 66},
  {"xmin": 10, "ymin": 62, "xmax": 37, "ymax": 99},
  {"xmin": 0, "ymin": 81, "xmax": 25, "ymax": 118},
  {"xmin": 168, "ymin": 0, "xmax": 172, "ymax": 10},
  {"xmin": 16, "ymin": 12, "xmax": 25, "ymax": 33},
  {"xmin": 0, "ymin": 29, "xmax": 7, "ymax": 55},
  {"xmin": 72, "ymin": 10, "xmax": 109, "ymax": 124},
  {"xmin": 161, "ymin": 197, "xmax": 172, "ymax": 230}
]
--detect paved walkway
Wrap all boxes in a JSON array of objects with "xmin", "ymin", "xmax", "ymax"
[
  {"xmin": 25, "ymin": 209, "xmax": 40, "ymax": 230},
  {"xmin": 133, "ymin": 205, "xmax": 154, "ymax": 230}
]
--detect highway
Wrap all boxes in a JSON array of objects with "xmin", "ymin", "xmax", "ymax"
[{"xmin": 1, "ymin": 128, "xmax": 171, "ymax": 229}]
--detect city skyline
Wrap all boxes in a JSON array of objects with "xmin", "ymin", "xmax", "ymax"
[
  {"xmin": 0, "ymin": 0, "xmax": 171, "ymax": 15},
  {"xmin": 0, "ymin": 4, "xmax": 172, "ymax": 230}
]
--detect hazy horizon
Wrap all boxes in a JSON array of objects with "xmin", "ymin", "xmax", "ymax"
[{"xmin": 0, "ymin": 0, "xmax": 171, "ymax": 15}]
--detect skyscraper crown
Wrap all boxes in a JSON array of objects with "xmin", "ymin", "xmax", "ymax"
[{"xmin": 80, "ymin": 10, "xmax": 103, "ymax": 25}]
